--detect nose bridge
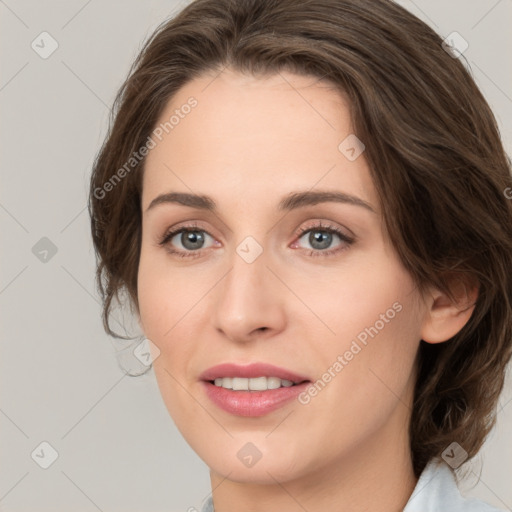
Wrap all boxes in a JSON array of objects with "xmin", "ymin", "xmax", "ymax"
[{"xmin": 212, "ymin": 238, "xmax": 285, "ymax": 341}]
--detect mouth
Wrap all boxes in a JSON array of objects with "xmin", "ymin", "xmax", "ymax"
[
  {"xmin": 199, "ymin": 362, "xmax": 312, "ymax": 417},
  {"xmin": 207, "ymin": 376, "xmax": 309, "ymax": 391}
]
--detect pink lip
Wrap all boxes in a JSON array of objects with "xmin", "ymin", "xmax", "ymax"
[
  {"xmin": 201, "ymin": 381, "xmax": 310, "ymax": 417},
  {"xmin": 199, "ymin": 362, "xmax": 310, "ymax": 383},
  {"xmin": 199, "ymin": 362, "xmax": 311, "ymax": 417}
]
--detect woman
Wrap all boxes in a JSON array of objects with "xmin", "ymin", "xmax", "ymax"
[{"xmin": 88, "ymin": 0, "xmax": 512, "ymax": 510}]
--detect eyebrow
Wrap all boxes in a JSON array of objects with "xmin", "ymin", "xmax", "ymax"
[{"xmin": 145, "ymin": 190, "xmax": 376, "ymax": 214}]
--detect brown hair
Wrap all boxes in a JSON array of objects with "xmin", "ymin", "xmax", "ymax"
[{"xmin": 88, "ymin": 0, "xmax": 512, "ymax": 478}]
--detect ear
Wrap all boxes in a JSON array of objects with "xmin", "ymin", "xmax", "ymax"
[{"xmin": 420, "ymin": 275, "xmax": 479, "ymax": 344}]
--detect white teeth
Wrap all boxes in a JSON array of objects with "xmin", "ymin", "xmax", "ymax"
[
  {"xmin": 232, "ymin": 377, "xmax": 249, "ymax": 390},
  {"xmin": 213, "ymin": 376, "xmax": 295, "ymax": 390}
]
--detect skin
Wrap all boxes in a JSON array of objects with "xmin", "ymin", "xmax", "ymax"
[{"xmin": 137, "ymin": 68, "xmax": 476, "ymax": 512}]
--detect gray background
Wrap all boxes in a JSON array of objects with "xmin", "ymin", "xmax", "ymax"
[{"xmin": 1, "ymin": 0, "xmax": 511, "ymax": 511}]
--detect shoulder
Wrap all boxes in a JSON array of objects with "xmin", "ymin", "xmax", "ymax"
[{"xmin": 403, "ymin": 457, "xmax": 505, "ymax": 512}]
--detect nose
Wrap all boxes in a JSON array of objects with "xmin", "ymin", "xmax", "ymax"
[{"xmin": 212, "ymin": 245, "xmax": 287, "ymax": 344}]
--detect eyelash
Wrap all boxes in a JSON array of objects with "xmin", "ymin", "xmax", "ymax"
[{"xmin": 158, "ymin": 221, "xmax": 355, "ymax": 259}]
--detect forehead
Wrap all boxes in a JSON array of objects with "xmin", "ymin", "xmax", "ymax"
[{"xmin": 142, "ymin": 68, "xmax": 377, "ymax": 213}]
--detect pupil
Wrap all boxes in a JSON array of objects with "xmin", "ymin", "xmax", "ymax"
[
  {"xmin": 310, "ymin": 231, "xmax": 331, "ymax": 250},
  {"xmin": 183, "ymin": 231, "xmax": 204, "ymax": 250}
]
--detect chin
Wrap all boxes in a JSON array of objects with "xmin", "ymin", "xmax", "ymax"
[{"xmin": 200, "ymin": 442, "xmax": 309, "ymax": 484}]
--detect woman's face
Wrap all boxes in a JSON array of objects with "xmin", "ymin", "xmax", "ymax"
[{"xmin": 137, "ymin": 68, "xmax": 427, "ymax": 483}]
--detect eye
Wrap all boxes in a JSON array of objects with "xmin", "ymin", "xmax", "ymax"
[
  {"xmin": 158, "ymin": 222, "xmax": 217, "ymax": 259},
  {"xmin": 158, "ymin": 220, "xmax": 355, "ymax": 259},
  {"xmin": 292, "ymin": 221, "xmax": 355, "ymax": 258}
]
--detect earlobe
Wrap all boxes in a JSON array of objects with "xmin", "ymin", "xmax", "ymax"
[{"xmin": 420, "ymin": 279, "xmax": 479, "ymax": 344}]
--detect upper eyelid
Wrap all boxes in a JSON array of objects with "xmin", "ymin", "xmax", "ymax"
[{"xmin": 296, "ymin": 220, "xmax": 354, "ymax": 237}]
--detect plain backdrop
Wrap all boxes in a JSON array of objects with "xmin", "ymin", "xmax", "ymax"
[{"xmin": 1, "ymin": 1, "xmax": 511, "ymax": 511}]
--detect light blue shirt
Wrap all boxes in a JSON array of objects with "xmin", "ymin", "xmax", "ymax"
[{"xmin": 199, "ymin": 457, "xmax": 505, "ymax": 512}]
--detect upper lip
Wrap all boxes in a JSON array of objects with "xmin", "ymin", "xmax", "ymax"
[{"xmin": 200, "ymin": 363, "xmax": 310, "ymax": 384}]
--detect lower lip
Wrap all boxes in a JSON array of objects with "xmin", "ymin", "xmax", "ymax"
[{"xmin": 202, "ymin": 381, "xmax": 310, "ymax": 417}]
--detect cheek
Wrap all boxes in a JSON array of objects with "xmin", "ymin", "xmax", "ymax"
[
  {"xmin": 137, "ymin": 254, "xmax": 200, "ymax": 423},
  {"xmin": 336, "ymin": 276, "xmax": 420, "ymax": 404},
  {"xmin": 347, "ymin": 267, "xmax": 420, "ymax": 375},
  {"xmin": 294, "ymin": 269, "xmax": 421, "ymax": 458},
  {"xmin": 286, "ymin": 253, "xmax": 419, "ymax": 353},
  {"xmin": 137, "ymin": 250, "xmax": 210, "ymax": 393},
  {"xmin": 137, "ymin": 245, "xmax": 195, "ymax": 340},
  {"xmin": 297, "ymin": 256, "xmax": 421, "ymax": 406},
  {"xmin": 137, "ymin": 261, "xmax": 167, "ymax": 341}
]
